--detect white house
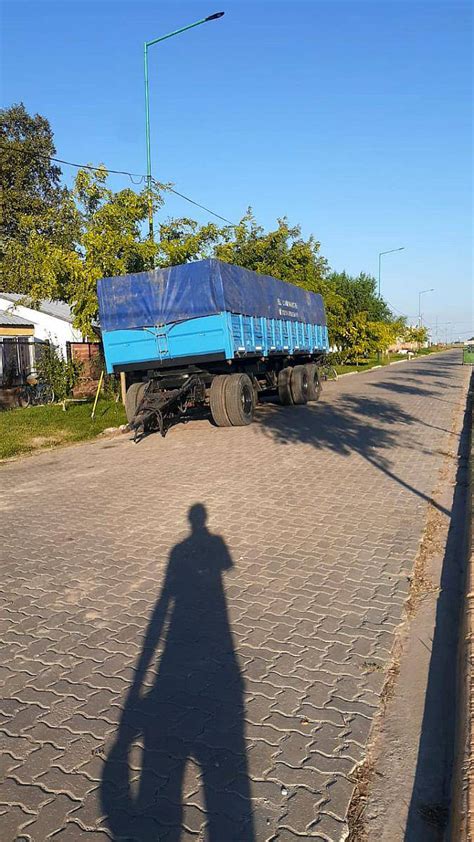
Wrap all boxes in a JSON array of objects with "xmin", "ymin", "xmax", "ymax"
[
  {"xmin": 0, "ymin": 295, "xmax": 87, "ymax": 386},
  {"xmin": 0, "ymin": 294, "xmax": 84, "ymax": 358}
]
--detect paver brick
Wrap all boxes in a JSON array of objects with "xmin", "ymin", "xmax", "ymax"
[
  {"xmin": 281, "ymin": 786, "xmax": 320, "ymax": 833},
  {"xmin": 34, "ymin": 766, "xmax": 96, "ymax": 799},
  {"xmin": 0, "ymin": 804, "xmax": 34, "ymax": 841},
  {"xmin": 22, "ymin": 723, "xmax": 75, "ymax": 750},
  {"xmin": 0, "ymin": 778, "xmax": 52, "ymax": 813},
  {"xmin": 0, "ymin": 352, "xmax": 467, "ymax": 840},
  {"xmin": 10, "ymin": 745, "xmax": 62, "ymax": 783},
  {"xmin": 0, "ymin": 732, "xmax": 37, "ymax": 760},
  {"xmin": 4, "ymin": 704, "xmax": 47, "ymax": 735},
  {"xmin": 0, "ymin": 752, "xmax": 21, "ymax": 779},
  {"xmin": 21, "ymin": 793, "xmax": 80, "ymax": 839},
  {"xmin": 310, "ymin": 810, "xmax": 348, "ymax": 839}
]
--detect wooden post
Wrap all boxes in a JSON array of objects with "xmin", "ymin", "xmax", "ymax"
[
  {"xmin": 91, "ymin": 370, "xmax": 104, "ymax": 419},
  {"xmin": 120, "ymin": 371, "xmax": 127, "ymax": 405}
]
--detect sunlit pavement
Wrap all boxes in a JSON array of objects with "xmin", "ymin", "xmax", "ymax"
[{"xmin": 0, "ymin": 350, "xmax": 469, "ymax": 841}]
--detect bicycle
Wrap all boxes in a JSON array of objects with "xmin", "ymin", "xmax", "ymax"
[
  {"xmin": 18, "ymin": 374, "xmax": 55, "ymax": 407},
  {"xmin": 321, "ymin": 363, "xmax": 338, "ymax": 382}
]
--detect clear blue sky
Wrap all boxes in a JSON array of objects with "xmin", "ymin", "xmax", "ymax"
[{"xmin": 2, "ymin": 0, "xmax": 472, "ymax": 339}]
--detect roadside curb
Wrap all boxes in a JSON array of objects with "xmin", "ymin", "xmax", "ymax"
[
  {"xmin": 357, "ymin": 361, "xmax": 472, "ymax": 842},
  {"xmin": 450, "ymin": 371, "xmax": 474, "ymax": 839}
]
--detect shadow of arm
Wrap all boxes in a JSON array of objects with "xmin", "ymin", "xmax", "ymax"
[{"xmin": 124, "ymin": 582, "xmax": 173, "ymax": 708}]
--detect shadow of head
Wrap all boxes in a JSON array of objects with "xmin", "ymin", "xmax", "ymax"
[{"xmin": 188, "ymin": 501, "xmax": 207, "ymax": 531}]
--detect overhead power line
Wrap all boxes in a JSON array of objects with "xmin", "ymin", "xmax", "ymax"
[{"xmin": 0, "ymin": 141, "xmax": 237, "ymax": 225}]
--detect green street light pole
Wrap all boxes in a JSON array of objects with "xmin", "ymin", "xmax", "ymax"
[
  {"xmin": 378, "ymin": 247, "xmax": 404, "ymax": 298},
  {"xmin": 144, "ymin": 12, "xmax": 225, "ymax": 240}
]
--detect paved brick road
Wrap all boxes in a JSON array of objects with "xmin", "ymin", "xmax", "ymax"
[{"xmin": 0, "ymin": 351, "xmax": 469, "ymax": 842}]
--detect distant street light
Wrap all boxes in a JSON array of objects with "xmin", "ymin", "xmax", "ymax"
[
  {"xmin": 418, "ymin": 288, "xmax": 434, "ymax": 326},
  {"xmin": 144, "ymin": 12, "xmax": 225, "ymax": 240},
  {"xmin": 378, "ymin": 247, "xmax": 404, "ymax": 298}
]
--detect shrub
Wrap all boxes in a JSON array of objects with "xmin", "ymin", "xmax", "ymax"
[{"xmin": 36, "ymin": 342, "xmax": 82, "ymax": 402}]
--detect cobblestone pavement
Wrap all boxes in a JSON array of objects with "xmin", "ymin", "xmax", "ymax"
[{"xmin": 0, "ymin": 351, "xmax": 469, "ymax": 842}]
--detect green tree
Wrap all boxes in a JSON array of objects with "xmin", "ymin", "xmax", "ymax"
[
  {"xmin": 367, "ymin": 318, "xmax": 406, "ymax": 356},
  {"xmin": 214, "ymin": 209, "xmax": 328, "ymax": 291},
  {"xmin": 156, "ymin": 217, "xmax": 221, "ymax": 266},
  {"xmin": 0, "ymin": 103, "xmax": 74, "ymax": 258},
  {"xmin": 324, "ymin": 270, "xmax": 400, "ymax": 358},
  {"xmin": 213, "ymin": 209, "xmax": 345, "ymax": 339},
  {"xmin": 404, "ymin": 325, "xmax": 428, "ymax": 347},
  {"xmin": 70, "ymin": 167, "xmax": 165, "ymax": 336},
  {"xmin": 326, "ymin": 271, "xmax": 393, "ymax": 323},
  {"xmin": 1, "ymin": 157, "xmax": 165, "ymax": 336},
  {"xmin": 1, "ymin": 105, "xmax": 408, "ymax": 355}
]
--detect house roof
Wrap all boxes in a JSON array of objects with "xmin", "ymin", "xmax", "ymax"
[
  {"xmin": 0, "ymin": 310, "xmax": 34, "ymax": 328},
  {"xmin": 0, "ymin": 294, "xmax": 74, "ymax": 323}
]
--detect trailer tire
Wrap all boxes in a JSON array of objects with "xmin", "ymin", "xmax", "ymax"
[
  {"xmin": 305, "ymin": 363, "xmax": 322, "ymax": 402},
  {"xmin": 224, "ymin": 373, "xmax": 255, "ymax": 426},
  {"xmin": 278, "ymin": 367, "xmax": 294, "ymax": 405},
  {"xmin": 290, "ymin": 365, "xmax": 309, "ymax": 404},
  {"xmin": 125, "ymin": 382, "xmax": 147, "ymax": 424},
  {"xmin": 209, "ymin": 375, "xmax": 232, "ymax": 427}
]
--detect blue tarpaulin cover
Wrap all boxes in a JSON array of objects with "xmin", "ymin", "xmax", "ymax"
[{"xmin": 97, "ymin": 259, "xmax": 326, "ymax": 331}]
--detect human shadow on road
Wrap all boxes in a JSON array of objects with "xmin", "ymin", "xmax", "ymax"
[{"xmin": 101, "ymin": 504, "xmax": 255, "ymax": 842}]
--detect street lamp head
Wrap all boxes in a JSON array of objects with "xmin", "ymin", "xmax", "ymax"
[{"xmin": 205, "ymin": 12, "xmax": 225, "ymax": 20}]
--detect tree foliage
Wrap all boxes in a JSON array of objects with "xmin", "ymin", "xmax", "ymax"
[
  {"xmin": 0, "ymin": 103, "xmax": 73, "ymax": 255},
  {"xmin": 403, "ymin": 325, "xmax": 428, "ymax": 347},
  {"xmin": 215, "ymin": 210, "xmax": 327, "ymax": 290},
  {"xmin": 1, "ymin": 104, "xmax": 407, "ymax": 355},
  {"xmin": 321, "ymin": 270, "xmax": 406, "ymax": 360},
  {"xmin": 156, "ymin": 217, "xmax": 221, "ymax": 267},
  {"xmin": 71, "ymin": 167, "xmax": 162, "ymax": 335},
  {"xmin": 213, "ymin": 209, "xmax": 345, "ymax": 339},
  {"xmin": 326, "ymin": 271, "xmax": 393, "ymax": 323}
]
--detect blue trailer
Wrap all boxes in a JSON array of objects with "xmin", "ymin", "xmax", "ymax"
[{"xmin": 98, "ymin": 259, "xmax": 329, "ymax": 436}]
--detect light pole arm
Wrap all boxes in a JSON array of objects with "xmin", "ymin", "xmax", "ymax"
[
  {"xmin": 145, "ymin": 17, "xmax": 216, "ymax": 49},
  {"xmin": 377, "ymin": 247, "xmax": 404, "ymax": 299},
  {"xmin": 143, "ymin": 13, "xmax": 224, "ymax": 242}
]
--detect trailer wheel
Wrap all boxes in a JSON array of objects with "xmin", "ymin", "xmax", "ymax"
[
  {"xmin": 278, "ymin": 367, "xmax": 294, "ymax": 405},
  {"xmin": 305, "ymin": 363, "xmax": 322, "ymax": 402},
  {"xmin": 209, "ymin": 375, "xmax": 232, "ymax": 427},
  {"xmin": 125, "ymin": 382, "xmax": 147, "ymax": 424},
  {"xmin": 224, "ymin": 373, "xmax": 255, "ymax": 425},
  {"xmin": 290, "ymin": 365, "xmax": 309, "ymax": 404}
]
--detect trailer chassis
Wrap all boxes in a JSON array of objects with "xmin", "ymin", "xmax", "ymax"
[{"xmin": 129, "ymin": 375, "xmax": 205, "ymax": 441}]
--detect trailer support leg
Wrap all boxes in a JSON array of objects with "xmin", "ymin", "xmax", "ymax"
[{"xmin": 120, "ymin": 372, "xmax": 127, "ymax": 406}]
